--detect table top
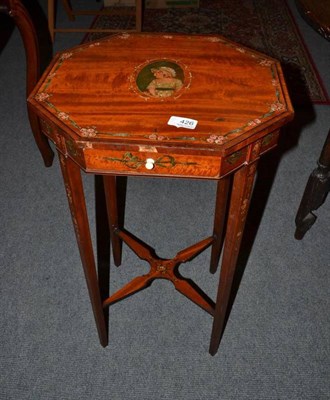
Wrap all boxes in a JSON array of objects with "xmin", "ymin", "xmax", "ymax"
[{"xmin": 29, "ymin": 33, "xmax": 293, "ymax": 179}]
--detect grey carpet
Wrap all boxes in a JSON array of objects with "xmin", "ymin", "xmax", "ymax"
[{"xmin": 0, "ymin": 1, "xmax": 329, "ymax": 399}]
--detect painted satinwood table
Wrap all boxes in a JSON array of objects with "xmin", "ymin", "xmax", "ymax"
[{"xmin": 28, "ymin": 33, "xmax": 294, "ymax": 355}]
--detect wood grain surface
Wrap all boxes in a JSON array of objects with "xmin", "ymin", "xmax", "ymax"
[{"xmin": 29, "ymin": 33, "xmax": 293, "ymax": 179}]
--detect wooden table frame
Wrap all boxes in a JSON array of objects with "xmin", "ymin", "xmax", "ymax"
[{"xmin": 28, "ymin": 33, "xmax": 294, "ymax": 355}]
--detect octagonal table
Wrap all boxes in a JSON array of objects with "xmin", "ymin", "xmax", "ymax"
[{"xmin": 28, "ymin": 33, "xmax": 294, "ymax": 355}]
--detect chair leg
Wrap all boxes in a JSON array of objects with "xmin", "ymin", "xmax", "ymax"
[
  {"xmin": 27, "ymin": 108, "xmax": 55, "ymax": 167},
  {"xmin": 48, "ymin": 0, "xmax": 143, "ymax": 38},
  {"xmin": 47, "ymin": 0, "xmax": 55, "ymax": 42},
  {"xmin": 136, "ymin": 0, "xmax": 143, "ymax": 32},
  {"xmin": 48, "ymin": 0, "xmax": 75, "ymax": 43},
  {"xmin": 295, "ymin": 130, "xmax": 330, "ymax": 239},
  {"xmin": 61, "ymin": 0, "xmax": 76, "ymax": 21},
  {"xmin": 4, "ymin": 0, "xmax": 54, "ymax": 166}
]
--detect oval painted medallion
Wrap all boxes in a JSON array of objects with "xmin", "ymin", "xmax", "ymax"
[{"xmin": 132, "ymin": 59, "xmax": 190, "ymax": 100}]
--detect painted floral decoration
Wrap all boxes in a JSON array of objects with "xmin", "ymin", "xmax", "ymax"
[
  {"xmin": 206, "ymin": 135, "xmax": 226, "ymax": 144},
  {"xmin": 148, "ymin": 134, "xmax": 166, "ymax": 141},
  {"xmin": 58, "ymin": 112, "xmax": 70, "ymax": 120},
  {"xmin": 80, "ymin": 127, "xmax": 98, "ymax": 137},
  {"xmin": 270, "ymin": 101, "xmax": 285, "ymax": 112},
  {"xmin": 35, "ymin": 92, "xmax": 51, "ymax": 102},
  {"xmin": 259, "ymin": 59, "xmax": 273, "ymax": 67},
  {"xmin": 60, "ymin": 52, "xmax": 73, "ymax": 60},
  {"xmin": 247, "ymin": 119, "xmax": 262, "ymax": 127}
]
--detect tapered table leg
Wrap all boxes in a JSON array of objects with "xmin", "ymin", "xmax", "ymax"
[
  {"xmin": 103, "ymin": 176, "xmax": 123, "ymax": 267},
  {"xmin": 58, "ymin": 152, "xmax": 108, "ymax": 347},
  {"xmin": 95, "ymin": 175, "xmax": 111, "ymax": 329},
  {"xmin": 209, "ymin": 162, "xmax": 258, "ymax": 356},
  {"xmin": 210, "ymin": 176, "xmax": 231, "ymax": 274}
]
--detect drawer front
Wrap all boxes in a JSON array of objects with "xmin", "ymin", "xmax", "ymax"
[
  {"xmin": 40, "ymin": 118, "xmax": 67, "ymax": 154},
  {"xmin": 260, "ymin": 130, "xmax": 280, "ymax": 154},
  {"xmin": 83, "ymin": 148, "xmax": 222, "ymax": 178},
  {"xmin": 221, "ymin": 147, "xmax": 248, "ymax": 176}
]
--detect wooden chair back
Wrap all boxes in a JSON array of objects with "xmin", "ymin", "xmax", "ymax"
[{"xmin": 0, "ymin": 0, "xmax": 54, "ymax": 166}]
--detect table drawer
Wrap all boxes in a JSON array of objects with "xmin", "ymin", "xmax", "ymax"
[{"xmin": 83, "ymin": 148, "xmax": 222, "ymax": 179}]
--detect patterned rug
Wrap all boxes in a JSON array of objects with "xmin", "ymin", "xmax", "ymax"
[{"xmin": 84, "ymin": 0, "xmax": 329, "ymax": 105}]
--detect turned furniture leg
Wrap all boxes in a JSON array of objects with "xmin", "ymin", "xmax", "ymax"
[
  {"xmin": 58, "ymin": 153, "xmax": 108, "ymax": 347},
  {"xmin": 210, "ymin": 176, "xmax": 231, "ymax": 274},
  {"xmin": 209, "ymin": 162, "xmax": 258, "ymax": 356},
  {"xmin": 295, "ymin": 129, "xmax": 330, "ymax": 239},
  {"xmin": 103, "ymin": 175, "xmax": 124, "ymax": 267}
]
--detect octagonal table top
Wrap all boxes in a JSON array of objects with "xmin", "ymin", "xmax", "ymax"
[{"xmin": 29, "ymin": 33, "xmax": 293, "ymax": 153}]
